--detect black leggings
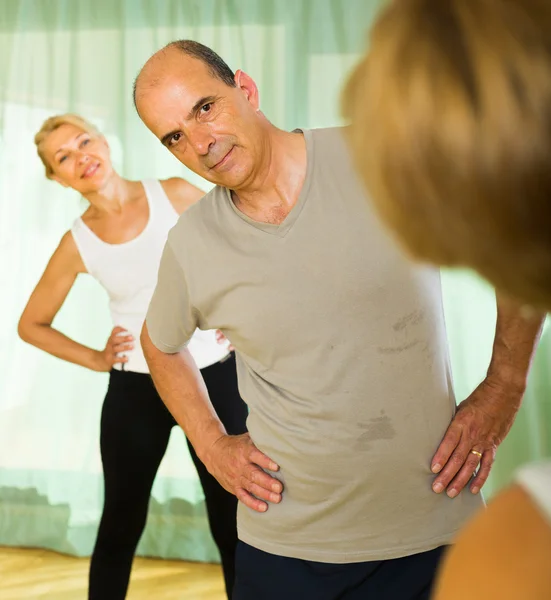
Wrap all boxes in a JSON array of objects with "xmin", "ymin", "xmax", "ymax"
[{"xmin": 88, "ymin": 353, "xmax": 248, "ymax": 600}]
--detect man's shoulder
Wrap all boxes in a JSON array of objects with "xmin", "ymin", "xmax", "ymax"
[
  {"xmin": 308, "ymin": 125, "xmax": 347, "ymax": 136},
  {"xmin": 166, "ymin": 185, "xmax": 226, "ymax": 251},
  {"xmin": 305, "ymin": 126, "xmax": 351, "ymax": 161},
  {"xmin": 308, "ymin": 126, "xmax": 349, "ymax": 146},
  {"xmin": 306, "ymin": 126, "xmax": 356, "ymax": 177},
  {"xmin": 180, "ymin": 184, "xmax": 224, "ymax": 220}
]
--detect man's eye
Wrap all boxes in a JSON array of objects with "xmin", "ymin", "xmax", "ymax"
[
  {"xmin": 59, "ymin": 155, "xmax": 68, "ymax": 164},
  {"xmin": 200, "ymin": 102, "xmax": 213, "ymax": 114},
  {"xmin": 169, "ymin": 133, "xmax": 183, "ymax": 147},
  {"xmin": 80, "ymin": 138, "xmax": 90, "ymax": 148}
]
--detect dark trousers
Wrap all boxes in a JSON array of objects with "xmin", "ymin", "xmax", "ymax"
[
  {"xmin": 88, "ymin": 353, "xmax": 247, "ymax": 600},
  {"xmin": 233, "ymin": 541, "xmax": 448, "ymax": 600}
]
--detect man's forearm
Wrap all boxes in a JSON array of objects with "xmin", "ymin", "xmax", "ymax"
[
  {"xmin": 488, "ymin": 295, "xmax": 546, "ymax": 393},
  {"xmin": 141, "ymin": 323, "xmax": 226, "ymax": 462}
]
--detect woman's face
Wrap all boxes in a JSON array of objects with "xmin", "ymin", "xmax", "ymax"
[{"xmin": 41, "ymin": 123, "xmax": 113, "ymax": 194}]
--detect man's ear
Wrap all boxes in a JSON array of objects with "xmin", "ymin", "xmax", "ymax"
[{"xmin": 234, "ymin": 70, "xmax": 260, "ymax": 111}]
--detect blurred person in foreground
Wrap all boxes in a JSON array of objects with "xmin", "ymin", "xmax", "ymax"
[{"xmin": 344, "ymin": 0, "xmax": 551, "ymax": 598}]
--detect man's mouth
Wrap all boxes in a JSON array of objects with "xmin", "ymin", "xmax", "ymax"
[{"xmin": 210, "ymin": 147, "xmax": 234, "ymax": 170}]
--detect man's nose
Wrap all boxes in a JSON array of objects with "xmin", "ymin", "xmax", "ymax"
[{"xmin": 188, "ymin": 126, "xmax": 216, "ymax": 156}]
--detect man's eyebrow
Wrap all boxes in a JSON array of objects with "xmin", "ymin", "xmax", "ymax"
[
  {"xmin": 160, "ymin": 96, "xmax": 218, "ymax": 147},
  {"xmin": 186, "ymin": 95, "xmax": 217, "ymax": 120}
]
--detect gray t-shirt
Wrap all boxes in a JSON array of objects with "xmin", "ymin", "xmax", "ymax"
[{"xmin": 146, "ymin": 127, "xmax": 483, "ymax": 563}]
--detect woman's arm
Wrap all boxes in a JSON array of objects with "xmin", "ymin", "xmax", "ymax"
[
  {"xmin": 161, "ymin": 177, "xmax": 206, "ymax": 215},
  {"xmin": 18, "ymin": 231, "xmax": 132, "ymax": 371}
]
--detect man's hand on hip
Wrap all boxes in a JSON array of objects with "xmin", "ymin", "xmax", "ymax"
[
  {"xmin": 430, "ymin": 375, "xmax": 523, "ymax": 498},
  {"xmin": 205, "ymin": 433, "xmax": 283, "ymax": 512}
]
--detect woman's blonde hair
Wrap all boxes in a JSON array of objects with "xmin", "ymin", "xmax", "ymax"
[
  {"xmin": 35, "ymin": 114, "xmax": 100, "ymax": 179},
  {"xmin": 343, "ymin": 0, "xmax": 551, "ymax": 308}
]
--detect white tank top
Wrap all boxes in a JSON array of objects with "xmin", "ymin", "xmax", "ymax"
[{"xmin": 71, "ymin": 179, "xmax": 230, "ymax": 373}]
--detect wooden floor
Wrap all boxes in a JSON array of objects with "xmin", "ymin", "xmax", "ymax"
[{"xmin": 0, "ymin": 547, "xmax": 226, "ymax": 599}]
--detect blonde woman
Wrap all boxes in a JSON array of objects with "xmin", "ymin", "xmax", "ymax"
[{"xmin": 18, "ymin": 114, "xmax": 247, "ymax": 599}]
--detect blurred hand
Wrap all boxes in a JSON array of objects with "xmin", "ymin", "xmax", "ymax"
[
  {"xmin": 93, "ymin": 326, "xmax": 134, "ymax": 372},
  {"xmin": 205, "ymin": 433, "xmax": 282, "ymax": 512}
]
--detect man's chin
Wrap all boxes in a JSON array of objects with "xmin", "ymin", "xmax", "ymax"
[{"xmin": 209, "ymin": 169, "xmax": 248, "ymax": 190}]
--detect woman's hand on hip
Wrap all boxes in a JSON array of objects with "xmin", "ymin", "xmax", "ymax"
[{"xmin": 93, "ymin": 326, "xmax": 134, "ymax": 371}]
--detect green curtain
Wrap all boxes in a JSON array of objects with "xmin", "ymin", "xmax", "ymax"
[{"xmin": 0, "ymin": 0, "xmax": 549, "ymax": 562}]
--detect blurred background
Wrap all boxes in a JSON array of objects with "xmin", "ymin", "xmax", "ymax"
[{"xmin": 0, "ymin": 0, "xmax": 550, "ymax": 567}]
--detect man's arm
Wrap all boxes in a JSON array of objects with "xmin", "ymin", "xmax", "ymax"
[
  {"xmin": 141, "ymin": 323, "xmax": 282, "ymax": 512},
  {"xmin": 486, "ymin": 296, "xmax": 545, "ymax": 388},
  {"xmin": 431, "ymin": 295, "xmax": 545, "ymax": 498}
]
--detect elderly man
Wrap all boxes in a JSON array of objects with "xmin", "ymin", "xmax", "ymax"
[{"xmin": 133, "ymin": 40, "xmax": 543, "ymax": 599}]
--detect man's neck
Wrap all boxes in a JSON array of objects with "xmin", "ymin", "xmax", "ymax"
[{"xmin": 232, "ymin": 128, "xmax": 307, "ymax": 225}]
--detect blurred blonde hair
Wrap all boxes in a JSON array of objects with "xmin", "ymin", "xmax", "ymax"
[
  {"xmin": 35, "ymin": 114, "xmax": 100, "ymax": 179},
  {"xmin": 343, "ymin": 0, "xmax": 551, "ymax": 308}
]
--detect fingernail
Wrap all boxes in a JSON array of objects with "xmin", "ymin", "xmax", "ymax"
[
  {"xmin": 270, "ymin": 462, "xmax": 278, "ymax": 471},
  {"xmin": 272, "ymin": 483, "xmax": 281, "ymax": 493},
  {"xmin": 432, "ymin": 463, "xmax": 442, "ymax": 474},
  {"xmin": 433, "ymin": 482, "xmax": 444, "ymax": 493},
  {"xmin": 259, "ymin": 504, "xmax": 267, "ymax": 512},
  {"xmin": 472, "ymin": 486, "xmax": 480, "ymax": 495},
  {"xmin": 270, "ymin": 493, "xmax": 280, "ymax": 502},
  {"xmin": 447, "ymin": 489, "xmax": 458, "ymax": 499}
]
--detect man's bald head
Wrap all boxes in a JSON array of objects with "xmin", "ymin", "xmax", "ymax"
[
  {"xmin": 134, "ymin": 40, "xmax": 235, "ymax": 108},
  {"xmin": 134, "ymin": 39, "xmax": 266, "ymax": 191}
]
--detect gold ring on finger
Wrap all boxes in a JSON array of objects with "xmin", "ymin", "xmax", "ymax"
[{"xmin": 470, "ymin": 449, "xmax": 482, "ymax": 458}]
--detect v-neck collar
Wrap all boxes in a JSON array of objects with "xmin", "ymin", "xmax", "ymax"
[{"xmin": 222, "ymin": 129, "xmax": 314, "ymax": 238}]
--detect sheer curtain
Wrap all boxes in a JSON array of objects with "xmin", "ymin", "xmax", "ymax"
[{"xmin": 0, "ymin": 0, "xmax": 549, "ymax": 561}]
